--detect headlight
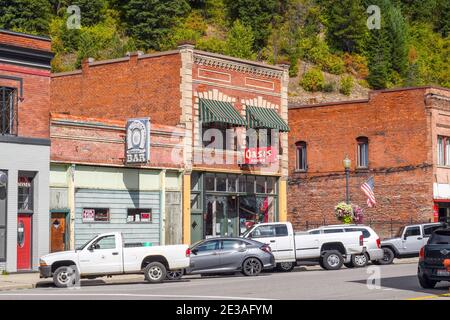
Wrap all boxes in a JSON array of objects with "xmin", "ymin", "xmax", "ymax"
[{"xmin": 39, "ymin": 259, "xmax": 47, "ymax": 267}]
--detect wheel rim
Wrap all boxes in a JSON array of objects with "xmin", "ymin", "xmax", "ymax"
[
  {"xmin": 167, "ymin": 270, "xmax": 182, "ymax": 279},
  {"xmin": 148, "ymin": 266, "xmax": 163, "ymax": 280},
  {"xmin": 354, "ymin": 254, "xmax": 367, "ymax": 266},
  {"xmin": 383, "ymin": 249, "xmax": 393, "ymax": 262},
  {"xmin": 244, "ymin": 258, "xmax": 261, "ymax": 275},
  {"xmin": 57, "ymin": 269, "xmax": 73, "ymax": 285},
  {"xmin": 327, "ymin": 254, "xmax": 340, "ymax": 267},
  {"xmin": 280, "ymin": 262, "xmax": 292, "ymax": 270}
]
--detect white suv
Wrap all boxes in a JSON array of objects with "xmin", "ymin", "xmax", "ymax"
[{"xmin": 308, "ymin": 225, "xmax": 383, "ymax": 268}]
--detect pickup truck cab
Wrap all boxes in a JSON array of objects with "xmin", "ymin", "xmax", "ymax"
[
  {"xmin": 242, "ymin": 222, "xmax": 364, "ymax": 271},
  {"xmin": 379, "ymin": 222, "xmax": 444, "ymax": 265},
  {"xmin": 39, "ymin": 232, "xmax": 190, "ymax": 287}
]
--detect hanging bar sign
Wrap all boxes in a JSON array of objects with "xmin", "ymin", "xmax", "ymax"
[{"xmin": 126, "ymin": 118, "xmax": 150, "ymax": 164}]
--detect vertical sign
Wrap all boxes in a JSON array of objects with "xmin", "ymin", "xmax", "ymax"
[{"xmin": 126, "ymin": 118, "xmax": 150, "ymax": 164}]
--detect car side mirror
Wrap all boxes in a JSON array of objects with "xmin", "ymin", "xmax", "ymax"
[
  {"xmin": 89, "ymin": 244, "xmax": 99, "ymax": 251},
  {"xmin": 403, "ymin": 235, "xmax": 408, "ymax": 240},
  {"xmin": 191, "ymin": 248, "xmax": 198, "ymax": 255}
]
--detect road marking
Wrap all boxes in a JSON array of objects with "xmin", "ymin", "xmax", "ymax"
[
  {"xmin": 407, "ymin": 293, "xmax": 450, "ymax": 300},
  {"xmin": 0, "ymin": 293, "xmax": 272, "ymax": 300}
]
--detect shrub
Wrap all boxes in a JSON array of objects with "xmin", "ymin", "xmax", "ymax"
[
  {"xmin": 323, "ymin": 82, "xmax": 335, "ymax": 92},
  {"xmin": 300, "ymin": 68, "xmax": 325, "ymax": 92},
  {"xmin": 339, "ymin": 75, "xmax": 354, "ymax": 96},
  {"xmin": 343, "ymin": 53, "xmax": 369, "ymax": 78}
]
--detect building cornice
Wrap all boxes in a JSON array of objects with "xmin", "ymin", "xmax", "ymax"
[{"xmin": 193, "ymin": 53, "xmax": 283, "ymax": 79}]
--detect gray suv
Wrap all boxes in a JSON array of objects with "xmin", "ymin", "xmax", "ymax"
[{"xmin": 377, "ymin": 222, "xmax": 444, "ymax": 265}]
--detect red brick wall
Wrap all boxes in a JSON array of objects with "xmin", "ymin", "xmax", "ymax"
[
  {"xmin": 0, "ymin": 31, "xmax": 51, "ymax": 51},
  {"xmin": 50, "ymin": 53, "xmax": 183, "ymax": 126},
  {"xmin": 287, "ymin": 88, "xmax": 435, "ymax": 238},
  {"xmin": 50, "ymin": 114, "xmax": 185, "ymax": 168},
  {"xmin": 0, "ymin": 64, "xmax": 50, "ymax": 139}
]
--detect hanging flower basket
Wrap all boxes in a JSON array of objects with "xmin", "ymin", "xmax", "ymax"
[{"xmin": 334, "ymin": 202, "xmax": 364, "ymax": 224}]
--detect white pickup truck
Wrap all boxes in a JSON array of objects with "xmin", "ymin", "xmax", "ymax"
[
  {"xmin": 39, "ymin": 232, "xmax": 190, "ymax": 287},
  {"xmin": 243, "ymin": 222, "xmax": 364, "ymax": 271}
]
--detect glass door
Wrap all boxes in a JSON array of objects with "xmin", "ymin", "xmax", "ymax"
[{"xmin": 205, "ymin": 195, "xmax": 238, "ymax": 237}]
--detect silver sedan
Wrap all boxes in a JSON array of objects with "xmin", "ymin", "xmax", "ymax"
[{"xmin": 166, "ymin": 237, "xmax": 275, "ymax": 280}]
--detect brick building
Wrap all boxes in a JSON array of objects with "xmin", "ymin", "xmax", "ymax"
[
  {"xmin": 0, "ymin": 30, "xmax": 53, "ymax": 272},
  {"xmin": 288, "ymin": 87, "xmax": 450, "ymax": 238},
  {"xmin": 50, "ymin": 45, "xmax": 290, "ymax": 245}
]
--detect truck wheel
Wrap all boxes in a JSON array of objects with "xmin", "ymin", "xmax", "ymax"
[
  {"xmin": 53, "ymin": 266, "xmax": 78, "ymax": 288},
  {"xmin": 351, "ymin": 253, "xmax": 368, "ymax": 268},
  {"xmin": 418, "ymin": 275, "xmax": 437, "ymax": 289},
  {"xmin": 144, "ymin": 262, "xmax": 167, "ymax": 283},
  {"xmin": 378, "ymin": 247, "xmax": 395, "ymax": 265},
  {"xmin": 242, "ymin": 258, "xmax": 263, "ymax": 276},
  {"xmin": 166, "ymin": 270, "xmax": 183, "ymax": 281},
  {"xmin": 276, "ymin": 262, "xmax": 295, "ymax": 272},
  {"xmin": 320, "ymin": 251, "xmax": 344, "ymax": 270}
]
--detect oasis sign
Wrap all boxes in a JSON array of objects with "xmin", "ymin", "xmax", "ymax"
[
  {"xmin": 244, "ymin": 146, "xmax": 276, "ymax": 165},
  {"xmin": 126, "ymin": 118, "xmax": 150, "ymax": 164}
]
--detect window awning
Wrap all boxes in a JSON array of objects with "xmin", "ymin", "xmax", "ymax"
[
  {"xmin": 246, "ymin": 105, "xmax": 290, "ymax": 132},
  {"xmin": 199, "ymin": 98, "xmax": 246, "ymax": 126}
]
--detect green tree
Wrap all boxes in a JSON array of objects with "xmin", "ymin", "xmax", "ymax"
[
  {"xmin": 121, "ymin": 0, "xmax": 191, "ymax": 50},
  {"xmin": 70, "ymin": 0, "xmax": 108, "ymax": 26},
  {"xmin": 225, "ymin": 20, "xmax": 255, "ymax": 59},
  {"xmin": 0, "ymin": 0, "xmax": 52, "ymax": 35},
  {"xmin": 224, "ymin": 0, "xmax": 277, "ymax": 49},
  {"xmin": 320, "ymin": 0, "xmax": 367, "ymax": 53}
]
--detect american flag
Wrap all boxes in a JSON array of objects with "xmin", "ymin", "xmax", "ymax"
[{"xmin": 361, "ymin": 176, "xmax": 376, "ymax": 207}]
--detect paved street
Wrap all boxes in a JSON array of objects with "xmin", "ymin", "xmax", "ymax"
[{"xmin": 0, "ymin": 263, "xmax": 448, "ymax": 300}]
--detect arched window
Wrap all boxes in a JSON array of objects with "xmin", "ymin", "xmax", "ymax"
[
  {"xmin": 295, "ymin": 141, "xmax": 307, "ymax": 171},
  {"xmin": 356, "ymin": 137, "xmax": 369, "ymax": 168}
]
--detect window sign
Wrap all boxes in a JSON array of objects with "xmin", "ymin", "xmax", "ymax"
[
  {"xmin": 126, "ymin": 118, "xmax": 150, "ymax": 164},
  {"xmin": 127, "ymin": 209, "xmax": 152, "ymax": 223},
  {"xmin": 82, "ymin": 208, "xmax": 109, "ymax": 223}
]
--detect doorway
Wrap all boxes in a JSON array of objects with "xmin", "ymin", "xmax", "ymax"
[
  {"xmin": 205, "ymin": 195, "xmax": 238, "ymax": 237},
  {"xmin": 17, "ymin": 214, "xmax": 32, "ymax": 270},
  {"xmin": 50, "ymin": 212, "xmax": 68, "ymax": 252}
]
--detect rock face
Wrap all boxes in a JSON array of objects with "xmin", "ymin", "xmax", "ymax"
[{"xmin": 288, "ymin": 61, "xmax": 370, "ymax": 105}]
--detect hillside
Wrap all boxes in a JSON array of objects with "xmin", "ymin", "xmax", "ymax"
[{"xmin": 0, "ymin": 0, "xmax": 448, "ymax": 99}]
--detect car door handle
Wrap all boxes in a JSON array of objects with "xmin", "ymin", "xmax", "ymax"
[
  {"xmin": 112, "ymin": 252, "xmax": 119, "ymax": 255},
  {"xmin": 212, "ymin": 252, "xmax": 219, "ymax": 255},
  {"xmin": 417, "ymin": 237, "xmax": 422, "ymax": 240},
  {"xmin": 270, "ymin": 240, "xmax": 276, "ymax": 243}
]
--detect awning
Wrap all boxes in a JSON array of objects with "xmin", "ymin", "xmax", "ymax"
[
  {"xmin": 199, "ymin": 98, "xmax": 246, "ymax": 126},
  {"xmin": 246, "ymin": 105, "xmax": 290, "ymax": 132}
]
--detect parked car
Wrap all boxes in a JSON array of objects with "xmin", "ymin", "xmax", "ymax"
[
  {"xmin": 308, "ymin": 224, "xmax": 383, "ymax": 268},
  {"xmin": 379, "ymin": 222, "xmax": 444, "ymax": 265},
  {"xmin": 418, "ymin": 227, "xmax": 450, "ymax": 288},
  {"xmin": 39, "ymin": 232, "xmax": 190, "ymax": 287},
  {"xmin": 242, "ymin": 222, "xmax": 364, "ymax": 271},
  {"xmin": 178, "ymin": 237, "xmax": 275, "ymax": 277}
]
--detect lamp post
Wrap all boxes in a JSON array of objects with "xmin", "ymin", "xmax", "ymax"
[{"xmin": 343, "ymin": 155, "xmax": 351, "ymax": 204}]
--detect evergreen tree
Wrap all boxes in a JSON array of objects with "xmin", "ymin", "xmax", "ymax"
[
  {"xmin": 70, "ymin": 0, "xmax": 108, "ymax": 27},
  {"xmin": 366, "ymin": 28, "xmax": 391, "ymax": 89},
  {"xmin": 225, "ymin": 20, "xmax": 255, "ymax": 60},
  {"xmin": 320, "ymin": 0, "xmax": 367, "ymax": 53},
  {"xmin": 224, "ymin": 0, "xmax": 277, "ymax": 50},
  {"xmin": 121, "ymin": 0, "xmax": 190, "ymax": 50},
  {"xmin": 385, "ymin": 3, "xmax": 408, "ymax": 76},
  {"xmin": 0, "ymin": 0, "xmax": 52, "ymax": 35}
]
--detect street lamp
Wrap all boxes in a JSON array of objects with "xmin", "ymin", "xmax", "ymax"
[{"xmin": 343, "ymin": 155, "xmax": 351, "ymax": 204}]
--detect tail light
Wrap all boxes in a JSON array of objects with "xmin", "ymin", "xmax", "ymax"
[
  {"xmin": 260, "ymin": 244, "xmax": 272, "ymax": 254},
  {"xmin": 419, "ymin": 247, "xmax": 425, "ymax": 262},
  {"xmin": 185, "ymin": 248, "xmax": 191, "ymax": 257},
  {"xmin": 376, "ymin": 238, "xmax": 381, "ymax": 249},
  {"xmin": 359, "ymin": 234, "xmax": 364, "ymax": 246}
]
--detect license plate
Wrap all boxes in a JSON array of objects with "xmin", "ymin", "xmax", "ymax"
[{"xmin": 437, "ymin": 270, "xmax": 450, "ymax": 276}]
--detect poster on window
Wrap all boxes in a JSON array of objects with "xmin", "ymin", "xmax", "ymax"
[
  {"xmin": 82, "ymin": 209, "xmax": 95, "ymax": 222},
  {"xmin": 244, "ymin": 146, "xmax": 276, "ymax": 164}
]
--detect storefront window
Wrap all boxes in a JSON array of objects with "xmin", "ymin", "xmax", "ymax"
[
  {"xmin": 216, "ymin": 174, "xmax": 227, "ymax": 192},
  {"xmin": 246, "ymin": 176, "xmax": 255, "ymax": 194},
  {"xmin": 256, "ymin": 176, "xmax": 266, "ymax": 193},
  {"xmin": 204, "ymin": 173, "xmax": 215, "ymax": 191},
  {"xmin": 267, "ymin": 177, "xmax": 276, "ymax": 194},
  {"xmin": 127, "ymin": 208, "xmax": 151, "ymax": 223},
  {"xmin": 227, "ymin": 175, "xmax": 237, "ymax": 192},
  {"xmin": 82, "ymin": 208, "xmax": 110, "ymax": 223},
  {"xmin": 18, "ymin": 176, "xmax": 33, "ymax": 212}
]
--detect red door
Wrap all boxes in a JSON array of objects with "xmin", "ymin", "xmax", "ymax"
[{"xmin": 17, "ymin": 214, "xmax": 32, "ymax": 270}]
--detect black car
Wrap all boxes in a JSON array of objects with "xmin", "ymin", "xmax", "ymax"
[{"xmin": 418, "ymin": 227, "xmax": 450, "ymax": 288}]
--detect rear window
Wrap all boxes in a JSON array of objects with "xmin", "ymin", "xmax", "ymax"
[
  {"xmin": 346, "ymin": 228, "xmax": 371, "ymax": 238},
  {"xmin": 429, "ymin": 229, "xmax": 450, "ymax": 245},
  {"xmin": 323, "ymin": 229, "xmax": 344, "ymax": 234},
  {"xmin": 423, "ymin": 225, "xmax": 442, "ymax": 237}
]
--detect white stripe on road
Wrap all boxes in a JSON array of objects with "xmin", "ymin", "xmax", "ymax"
[{"xmin": 0, "ymin": 293, "xmax": 272, "ymax": 300}]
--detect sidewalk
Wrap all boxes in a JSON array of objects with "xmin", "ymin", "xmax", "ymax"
[{"xmin": 0, "ymin": 258, "xmax": 420, "ymax": 292}]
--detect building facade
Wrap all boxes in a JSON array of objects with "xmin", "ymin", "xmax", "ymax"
[
  {"xmin": 288, "ymin": 87, "xmax": 450, "ymax": 238},
  {"xmin": 0, "ymin": 30, "xmax": 53, "ymax": 272},
  {"xmin": 50, "ymin": 45, "xmax": 290, "ymax": 245}
]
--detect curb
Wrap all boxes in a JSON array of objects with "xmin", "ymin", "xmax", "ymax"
[{"xmin": 0, "ymin": 284, "xmax": 35, "ymax": 292}]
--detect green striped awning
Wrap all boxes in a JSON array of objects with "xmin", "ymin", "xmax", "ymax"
[
  {"xmin": 246, "ymin": 105, "xmax": 290, "ymax": 132},
  {"xmin": 199, "ymin": 98, "xmax": 246, "ymax": 126}
]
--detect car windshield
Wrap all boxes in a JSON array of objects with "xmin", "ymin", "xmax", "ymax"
[
  {"xmin": 76, "ymin": 235, "xmax": 98, "ymax": 251},
  {"xmin": 241, "ymin": 227, "xmax": 254, "ymax": 238},
  {"xmin": 395, "ymin": 226, "xmax": 405, "ymax": 238},
  {"xmin": 429, "ymin": 229, "xmax": 450, "ymax": 245}
]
